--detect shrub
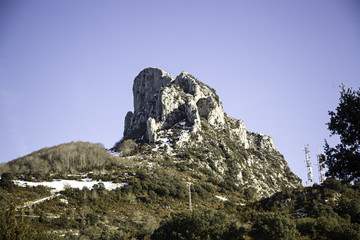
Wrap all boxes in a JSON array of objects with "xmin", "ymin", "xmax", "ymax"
[
  {"xmin": 296, "ymin": 218, "xmax": 316, "ymax": 239},
  {"xmin": 151, "ymin": 209, "xmax": 243, "ymax": 240},
  {"xmin": 244, "ymin": 187, "xmax": 257, "ymax": 200},
  {"xmin": 86, "ymin": 212, "xmax": 99, "ymax": 226},
  {"xmin": 322, "ymin": 178, "xmax": 345, "ymax": 192},
  {"xmin": 336, "ymin": 199, "xmax": 360, "ymax": 223},
  {"xmin": 113, "ymin": 139, "xmax": 137, "ymax": 156},
  {"xmin": 249, "ymin": 212, "xmax": 299, "ymax": 240},
  {"xmin": 313, "ymin": 203, "xmax": 337, "ymax": 218}
]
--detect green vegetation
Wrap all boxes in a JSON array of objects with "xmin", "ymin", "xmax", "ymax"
[
  {"xmin": 152, "ymin": 209, "xmax": 243, "ymax": 240},
  {"xmin": 324, "ymin": 85, "xmax": 360, "ymax": 182},
  {"xmin": 0, "ymin": 172, "xmax": 14, "ymax": 189},
  {"xmin": 1, "ymin": 165, "xmax": 360, "ymax": 239},
  {"xmin": 125, "ymin": 169, "xmax": 188, "ymax": 200},
  {"xmin": 249, "ymin": 212, "xmax": 299, "ymax": 240}
]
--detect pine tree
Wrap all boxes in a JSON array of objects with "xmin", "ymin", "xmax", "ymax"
[{"xmin": 324, "ymin": 85, "xmax": 360, "ymax": 182}]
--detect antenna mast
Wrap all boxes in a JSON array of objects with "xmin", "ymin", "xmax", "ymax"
[{"xmin": 304, "ymin": 145, "xmax": 313, "ymax": 186}]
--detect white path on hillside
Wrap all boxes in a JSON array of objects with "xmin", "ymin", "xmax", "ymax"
[
  {"xmin": 18, "ymin": 194, "xmax": 60, "ymax": 209},
  {"xmin": 215, "ymin": 195, "xmax": 228, "ymax": 201}
]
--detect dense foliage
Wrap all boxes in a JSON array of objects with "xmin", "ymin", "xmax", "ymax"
[
  {"xmin": 151, "ymin": 209, "xmax": 242, "ymax": 240},
  {"xmin": 249, "ymin": 212, "xmax": 299, "ymax": 240},
  {"xmin": 324, "ymin": 85, "xmax": 360, "ymax": 182},
  {"xmin": 0, "ymin": 172, "xmax": 14, "ymax": 189}
]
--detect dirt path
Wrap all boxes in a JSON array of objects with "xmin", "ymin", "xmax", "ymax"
[{"xmin": 16, "ymin": 193, "xmax": 60, "ymax": 209}]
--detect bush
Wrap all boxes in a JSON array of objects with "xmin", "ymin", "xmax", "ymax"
[
  {"xmin": 113, "ymin": 139, "xmax": 137, "ymax": 156},
  {"xmin": 151, "ymin": 209, "xmax": 243, "ymax": 240},
  {"xmin": 313, "ymin": 203, "xmax": 337, "ymax": 218},
  {"xmin": 249, "ymin": 212, "xmax": 299, "ymax": 240},
  {"xmin": 313, "ymin": 216, "xmax": 341, "ymax": 240},
  {"xmin": 296, "ymin": 218, "xmax": 316, "ymax": 239},
  {"xmin": 86, "ymin": 212, "xmax": 99, "ymax": 226},
  {"xmin": 125, "ymin": 169, "xmax": 187, "ymax": 199},
  {"xmin": 244, "ymin": 187, "xmax": 257, "ymax": 200},
  {"xmin": 322, "ymin": 178, "xmax": 345, "ymax": 192},
  {"xmin": 336, "ymin": 199, "xmax": 360, "ymax": 223}
]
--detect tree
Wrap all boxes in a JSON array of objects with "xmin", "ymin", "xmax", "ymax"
[
  {"xmin": 0, "ymin": 202, "xmax": 38, "ymax": 240},
  {"xmin": 324, "ymin": 85, "xmax": 360, "ymax": 182},
  {"xmin": 0, "ymin": 172, "xmax": 14, "ymax": 189}
]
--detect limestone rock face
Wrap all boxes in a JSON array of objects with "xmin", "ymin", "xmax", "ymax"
[
  {"xmin": 115, "ymin": 67, "xmax": 301, "ymax": 198},
  {"xmin": 146, "ymin": 117, "xmax": 157, "ymax": 143},
  {"xmin": 248, "ymin": 132, "xmax": 276, "ymax": 152},
  {"xmin": 225, "ymin": 115, "xmax": 249, "ymax": 149},
  {"xmin": 133, "ymin": 68, "xmax": 173, "ymax": 113},
  {"xmin": 123, "ymin": 68, "xmax": 228, "ymax": 143},
  {"xmin": 122, "ymin": 68, "xmax": 281, "ymax": 152},
  {"xmin": 123, "ymin": 68, "xmax": 173, "ymax": 140},
  {"xmin": 174, "ymin": 72, "xmax": 225, "ymax": 128}
]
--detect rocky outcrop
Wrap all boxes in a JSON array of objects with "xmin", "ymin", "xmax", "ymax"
[
  {"xmin": 248, "ymin": 132, "xmax": 276, "ymax": 152},
  {"xmin": 122, "ymin": 68, "xmax": 275, "ymax": 151},
  {"xmin": 225, "ymin": 114, "xmax": 249, "ymax": 149},
  {"xmin": 125, "ymin": 69, "xmax": 234, "ymax": 140},
  {"xmin": 123, "ymin": 68, "xmax": 173, "ymax": 140},
  {"xmin": 115, "ymin": 67, "xmax": 301, "ymax": 198},
  {"xmin": 123, "ymin": 68, "xmax": 227, "ymax": 143}
]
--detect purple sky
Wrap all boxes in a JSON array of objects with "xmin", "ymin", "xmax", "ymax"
[{"xmin": 0, "ymin": 1, "xmax": 359, "ymax": 185}]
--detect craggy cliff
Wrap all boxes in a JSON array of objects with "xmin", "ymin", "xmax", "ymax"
[{"xmin": 114, "ymin": 68, "xmax": 301, "ymax": 198}]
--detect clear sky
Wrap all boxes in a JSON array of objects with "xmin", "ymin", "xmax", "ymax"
[{"xmin": 0, "ymin": 0, "xmax": 359, "ymax": 185}]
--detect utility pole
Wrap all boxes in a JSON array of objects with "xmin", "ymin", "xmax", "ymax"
[
  {"xmin": 304, "ymin": 145, "xmax": 313, "ymax": 186},
  {"xmin": 188, "ymin": 182, "xmax": 192, "ymax": 211}
]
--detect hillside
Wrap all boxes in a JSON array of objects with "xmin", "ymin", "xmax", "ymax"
[
  {"xmin": 0, "ymin": 68, "xmax": 323, "ymax": 239},
  {"xmin": 1, "ymin": 171, "xmax": 359, "ymax": 239},
  {"xmin": 0, "ymin": 141, "xmax": 126, "ymax": 176}
]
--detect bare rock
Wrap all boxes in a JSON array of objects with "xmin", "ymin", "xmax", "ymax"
[
  {"xmin": 146, "ymin": 117, "xmax": 157, "ymax": 143},
  {"xmin": 122, "ymin": 68, "xmax": 283, "ymax": 154},
  {"xmin": 248, "ymin": 132, "xmax": 276, "ymax": 152},
  {"xmin": 123, "ymin": 68, "xmax": 226, "ymax": 142},
  {"xmin": 225, "ymin": 114, "xmax": 249, "ymax": 148}
]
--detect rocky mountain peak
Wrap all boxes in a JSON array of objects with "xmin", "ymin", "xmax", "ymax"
[
  {"xmin": 123, "ymin": 67, "xmax": 226, "ymax": 143},
  {"xmin": 116, "ymin": 68, "xmax": 301, "ymax": 198},
  {"xmin": 122, "ymin": 68, "xmax": 270, "ymax": 151}
]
